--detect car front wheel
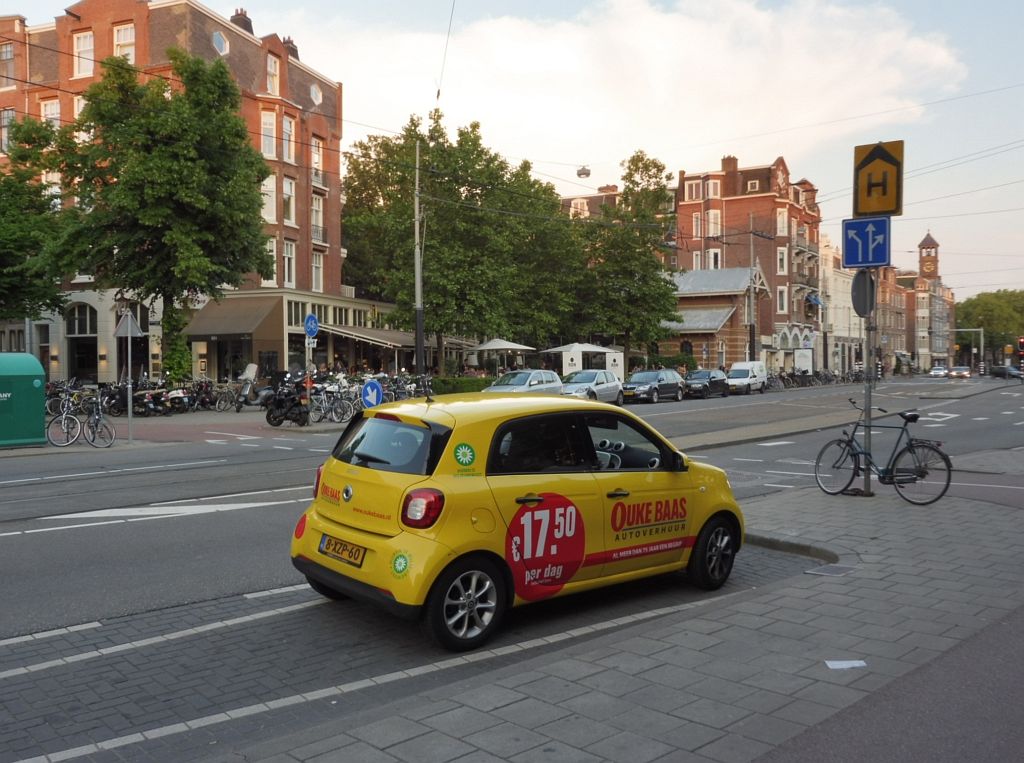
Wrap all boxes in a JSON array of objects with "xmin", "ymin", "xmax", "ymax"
[
  {"xmin": 424, "ymin": 556, "xmax": 507, "ymax": 651},
  {"xmin": 675, "ymin": 385, "xmax": 684, "ymax": 402},
  {"xmin": 650, "ymin": 389, "xmax": 659, "ymax": 404},
  {"xmin": 615, "ymin": 391, "xmax": 624, "ymax": 406},
  {"xmin": 701, "ymin": 386, "xmax": 709, "ymax": 399},
  {"xmin": 687, "ymin": 516, "xmax": 737, "ymax": 590}
]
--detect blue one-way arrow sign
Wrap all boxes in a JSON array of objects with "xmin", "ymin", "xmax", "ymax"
[{"xmin": 842, "ymin": 216, "xmax": 891, "ymax": 268}]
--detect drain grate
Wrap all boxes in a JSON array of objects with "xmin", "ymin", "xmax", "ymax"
[{"xmin": 806, "ymin": 564, "xmax": 857, "ymax": 577}]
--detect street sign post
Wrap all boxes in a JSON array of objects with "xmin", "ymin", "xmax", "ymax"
[
  {"xmin": 842, "ymin": 217, "xmax": 891, "ymax": 268},
  {"xmin": 853, "ymin": 140, "xmax": 903, "ymax": 217},
  {"xmin": 114, "ymin": 311, "xmax": 145, "ymax": 446},
  {"xmin": 304, "ymin": 314, "xmax": 319, "ymax": 372}
]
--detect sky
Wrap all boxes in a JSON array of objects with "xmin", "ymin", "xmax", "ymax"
[{"xmin": 23, "ymin": 0, "xmax": 1024, "ymax": 300}]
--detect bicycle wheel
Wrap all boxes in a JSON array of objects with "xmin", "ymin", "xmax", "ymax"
[
  {"xmin": 84, "ymin": 419, "xmax": 116, "ymax": 448},
  {"xmin": 330, "ymin": 398, "xmax": 354, "ymax": 423},
  {"xmin": 891, "ymin": 443, "xmax": 951, "ymax": 505},
  {"xmin": 309, "ymin": 396, "xmax": 326, "ymax": 423},
  {"xmin": 215, "ymin": 391, "xmax": 234, "ymax": 412},
  {"xmin": 46, "ymin": 414, "xmax": 81, "ymax": 447},
  {"xmin": 814, "ymin": 438, "xmax": 858, "ymax": 495}
]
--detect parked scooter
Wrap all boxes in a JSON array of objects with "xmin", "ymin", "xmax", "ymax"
[
  {"xmin": 234, "ymin": 363, "xmax": 274, "ymax": 412},
  {"xmin": 265, "ymin": 372, "xmax": 310, "ymax": 427}
]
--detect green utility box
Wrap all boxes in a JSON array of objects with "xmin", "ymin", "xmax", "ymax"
[{"xmin": 0, "ymin": 353, "xmax": 46, "ymax": 448}]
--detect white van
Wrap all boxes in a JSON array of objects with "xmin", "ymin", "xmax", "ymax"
[{"xmin": 727, "ymin": 361, "xmax": 768, "ymax": 394}]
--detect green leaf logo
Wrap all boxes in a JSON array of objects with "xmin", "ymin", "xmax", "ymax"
[{"xmin": 454, "ymin": 442, "xmax": 476, "ymax": 467}]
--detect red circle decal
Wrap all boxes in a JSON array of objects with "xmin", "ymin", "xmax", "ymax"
[{"xmin": 505, "ymin": 492, "xmax": 586, "ymax": 601}]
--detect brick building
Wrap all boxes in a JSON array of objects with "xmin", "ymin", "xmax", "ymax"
[
  {"xmin": 1, "ymin": 1, "xmax": 396, "ymax": 383},
  {"xmin": 674, "ymin": 156, "xmax": 822, "ymax": 372},
  {"xmin": 896, "ymin": 232, "xmax": 955, "ymax": 371}
]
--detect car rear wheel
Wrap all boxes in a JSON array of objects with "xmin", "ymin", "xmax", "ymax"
[
  {"xmin": 723, "ymin": 386, "xmax": 729, "ymax": 397},
  {"xmin": 615, "ymin": 391, "xmax": 624, "ymax": 406},
  {"xmin": 650, "ymin": 389, "xmax": 659, "ymax": 404},
  {"xmin": 675, "ymin": 386, "xmax": 684, "ymax": 402},
  {"xmin": 701, "ymin": 386, "xmax": 709, "ymax": 399},
  {"xmin": 424, "ymin": 556, "xmax": 507, "ymax": 651},
  {"xmin": 687, "ymin": 516, "xmax": 737, "ymax": 590}
]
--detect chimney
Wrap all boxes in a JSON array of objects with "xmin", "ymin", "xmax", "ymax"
[
  {"xmin": 282, "ymin": 36, "xmax": 299, "ymax": 59},
  {"xmin": 230, "ymin": 8, "xmax": 253, "ymax": 35},
  {"xmin": 721, "ymin": 155, "xmax": 738, "ymax": 174},
  {"xmin": 597, "ymin": 184, "xmax": 619, "ymax": 194}
]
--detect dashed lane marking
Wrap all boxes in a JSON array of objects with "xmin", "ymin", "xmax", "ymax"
[
  {"xmin": 765, "ymin": 470, "xmax": 814, "ymax": 477},
  {"xmin": 732, "ymin": 458, "xmax": 764, "ymax": 462},
  {"xmin": 0, "ymin": 622, "xmax": 102, "ymax": 648},
  {"xmin": 759, "ymin": 441, "xmax": 795, "ymax": 447},
  {"xmin": 764, "ymin": 484, "xmax": 795, "ymax": 489}
]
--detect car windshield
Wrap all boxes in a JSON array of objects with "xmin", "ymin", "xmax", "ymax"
[
  {"xmin": 628, "ymin": 371, "xmax": 659, "ymax": 383},
  {"xmin": 727, "ymin": 369, "xmax": 750, "ymax": 379},
  {"xmin": 333, "ymin": 414, "xmax": 449, "ymax": 475},
  {"xmin": 563, "ymin": 370, "xmax": 598, "ymax": 384},
  {"xmin": 686, "ymin": 371, "xmax": 711, "ymax": 380},
  {"xmin": 951, "ymin": 367, "xmax": 969, "ymax": 372},
  {"xmin": 494, "ymin": 371, "xmax": 532, "ymax": 386}
]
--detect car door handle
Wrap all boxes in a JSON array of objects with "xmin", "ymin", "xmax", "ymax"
[
  {"xmin": 606, "ymin": 489, "xmax": 630, "ymax": 498},
  {"xmin": 515, "ymin": 494, "xmax": 543, "ymax": 505}
]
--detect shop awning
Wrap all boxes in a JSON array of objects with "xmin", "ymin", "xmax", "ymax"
[
  {"xmin": 183, "ymin": 296, "xmax": 279, "ymax": 337},
  {"xmin": 317, "ymin": 324, "xmax": 415, "ymax": 349}
]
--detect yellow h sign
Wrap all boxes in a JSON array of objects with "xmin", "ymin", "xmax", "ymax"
[{"xmin": 853, "ymin": 140, "xmax": 903, "ymax": 217}]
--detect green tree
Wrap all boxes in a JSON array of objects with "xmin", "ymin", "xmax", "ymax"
[
  {"xmin": 582, "ymin": 150, "xmax": 677, "ymax": 367},
  {"xmin": 42, "ymin": 51, "xmax": 270, "ymax": 381},
  {"xmin": 957, "ymin": 290, "xmax": 1024, "ymax": 364},
  {"xmin": 343, "ymin": 111, "xmax": 585, "ymax": 358},
  {"xmin": 0, "ymin": 119, "xmax": 67, "ymax": 320}
]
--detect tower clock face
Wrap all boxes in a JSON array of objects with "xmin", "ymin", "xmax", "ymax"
[{"xmin": 923, "ymin": 260, "xmax": 936, "ymax": 273}]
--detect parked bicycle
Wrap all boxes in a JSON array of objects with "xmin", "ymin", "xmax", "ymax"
[
  {"xmin": 46, "ymin": 409, "xmax": 82, "ymax": 447},
  {"xmin": 814, "ymin": 398, "xmax": 951, "ymax": 505}
]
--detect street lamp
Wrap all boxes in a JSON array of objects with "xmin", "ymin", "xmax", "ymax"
[{"xmin": 576, "ymin": 166, "xmax": 591, "ymax": 178}]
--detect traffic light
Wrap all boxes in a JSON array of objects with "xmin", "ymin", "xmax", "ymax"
[{"xmin": 1018, "ymin": 336, "xmax": 1024, "ymax": 353}]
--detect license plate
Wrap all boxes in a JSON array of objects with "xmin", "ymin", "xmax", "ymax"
[
  {"xmin": 318, "ymin": 534, "xmax": 367, "ymax": 568},
  {"xmin": 624, "ymin": 390, "xmax": 635, "ymax": 396}
]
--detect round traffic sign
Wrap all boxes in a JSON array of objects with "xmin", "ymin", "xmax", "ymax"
[
  {"xmin": 304, "ymin": 314, "xmax": 319, "ymax": 338},
  {"xmin": 360, "ymin": 379, "xmax": 384, "ymax": 408}
]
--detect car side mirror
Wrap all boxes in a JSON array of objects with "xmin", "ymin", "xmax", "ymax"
[{"xmin": 673, "ymin": 451, "xmax": 687, "ymax": 472}]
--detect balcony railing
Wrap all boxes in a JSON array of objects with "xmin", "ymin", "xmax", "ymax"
[
  {"xmin": 311, "ymin": 225, "xmax": 327, "ymax": 245},
  {"xmin": 792, "ymin": 272, "xmax": 819, "ymax": 288},
  {"xmin": 311, "ymin": 168, "xmax": 327, "ymax": 188},
  {"xmin": 793, "ymin": 234, "xmax": 819, "ymax": 255},
  {"xmin": 340, "ymin": 285, "xmax": 355, "ymax": 298}
]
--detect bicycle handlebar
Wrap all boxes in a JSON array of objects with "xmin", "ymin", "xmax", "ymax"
[{"xmin": 848, "ymin": 398, "xmax": 887, "ymax": 414}]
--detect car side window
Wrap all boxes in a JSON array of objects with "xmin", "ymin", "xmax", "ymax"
[
  {"xmin": 582, "ymin": 412, "xmax": 669, "ymax": 471},
  {"xmin": 488, "ymin": 414, "xmax": 585, "ymax": 475}
]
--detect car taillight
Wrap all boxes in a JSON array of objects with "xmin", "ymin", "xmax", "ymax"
[
  {"xmin": 294, "ymin": 514, "xmax": 307, "ymax": 539},
  {"xmin": 313, "ymin": 463, "xmax": 324, "ymax": 499},
  {"xmin": 402, "ymin": 488, "xmax": 445, "ymax": 529}
]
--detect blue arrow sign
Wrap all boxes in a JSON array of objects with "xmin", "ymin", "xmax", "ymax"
[
  {"xmin": 304, "ymin": 313, "xmax": 319, "ymax": 338},
  {"xmin": 361, "ymin": 379, "xmax": 384, "ymax": 408},
  {"xmin": 842, "ymin": 217, "xmax": 891, "ymax": 268}
]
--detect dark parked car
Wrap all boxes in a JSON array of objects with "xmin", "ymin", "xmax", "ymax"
[
  {"xmin": 621, "ymin": 369, "xmax": 683, "ymax": 403},
  {"xmin": 990, "ymin": 365, "xmax": 1023, "ymax": 379},
  {"xmin": 685, "ymin": 369, "xmax": 730, "ymax": 398}
]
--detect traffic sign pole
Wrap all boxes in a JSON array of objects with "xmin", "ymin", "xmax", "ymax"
[{"xmin": 862, "ymin": 269, "xmax": 877, "ymax": 497}]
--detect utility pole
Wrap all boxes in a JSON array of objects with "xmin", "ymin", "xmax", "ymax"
[
  {"xmin": 413, "ymin": 141, "xmax": 425, "ymax": 376},
  {"xmin": 748, "ymin": 212, "xmax": 755, "ymax": 362}
]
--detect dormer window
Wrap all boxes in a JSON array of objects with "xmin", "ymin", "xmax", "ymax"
[
  {"xmin": 267, "ymin": 54, "xmax": 280, "ymax": 95},
  {"xmin": 212, "ymin": 30, "xmax": 229, "ymax": 56}
]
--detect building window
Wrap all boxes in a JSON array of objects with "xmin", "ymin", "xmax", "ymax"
[
  {"xmin": 692, "ymin": 251, "xmax": 702, "ymax": 271},
  {"xmin": 706, "ymin": 209, "xmax": 721, "ymax": 237},
  {"xmin": 287, "ymin": 299, "xmax": 304, "ymax": 326},
  {"xmin": 690, "ymin": 212, "xmax": 701, "ymax": 239},
  {"xmin": 311, "ymin": 137, "xmax": 324, "ymax": 185},
  {"xmin": 212, "ymin": 30, "xmax": 229, "ymax": 56},
  {"xmin": 0, "ymin": 43, "xmax": 13, "ymax": 88},
  {"xmin": 113, "ymin": 25, "xmax": 135, "ymax": 63},
  {"xmin": 73, "ymin": 32, "xmax": 94, "ymax": 77},
  {"xmin": 260, "ymin": 111, "xmax": 275, "ymax": 157},
  {"xmin": 41, "ymin": 99, "xmax": 60, "ymax": 128},
  {"xmin": 282, "ymin": 240, "xmax": 295, "ymax": 287},
  {"xmin": 310, "ymin": 83, "xmax": 322, "ymax": 105},
  {"xmin": 707, "ymin": 249, "xmax": 722, "ymax": 270},
  {"xmin": 311, "ymin": 194, "xmax": 325, "ymax": 243},
  {"xmin": 776, "ymin": 209, "xmax": 787, "ymax": 236},
  {"xmin": 282, "ymin": 177, "xmax": 295, "ymax": 224},
  {"xmin": 73, "ymin": 96, "xmax": 90, "ymax": 142},
  {"xmin": 312, "ymin": 252, "xmax": 323, "ymax": 293},
  {"xmin": 684, "ymin": 180, "xmax": 701, "ymax": 201},
  {"xmin": 266, "ymin": 54, "xmax": 280, "ymax": 95},
  {"xmin": 42, "ymin": 171, "xmax": 61, "ymax": 210},
  {"xmin": 260, "ymin": 176, "xmax": 276, "ymax": 221},
  {"xmin": 569, "ymin": 198, "xmax": 589, "ymax": 218},
  {"xmin": 262, "ymin": 238, "xmax": 277, "ymax": 286},
  {"xmin": 777, "ymin": 247, "xmax": 788, "ymax": 275},
  {"xmin": 746, "ymin": 180, "xmax": 759, "ymax": 192},
  {"xmin": 66, "ymin": 303, "xmax": 98, "ymax": 335},
  {"xmin": 777, "ymin": 286, "xmax": 788, "ymax": 314},
  {"xmin": 282, "ymin": 115, "xmax": 295, "ymax": 163},
  {"xmin": 706, "ymin": 179, "xmax": 721, "ymax": 198},
  {"xmin": 0, "ymin": 108, "xmax": 13, "ymax": 153}
]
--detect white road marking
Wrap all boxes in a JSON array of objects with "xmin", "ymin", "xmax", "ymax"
[
  {"xmin": 309, "ymin": 449, "xmax": 330, "ymax": 453},
  {"xmin": 765, "ymin": 484, "xmax": 794, "ymax": 488},
  {"xmin": 273, "ymin": 446, "xmax": 294, "ymax": 451},
  {"xmin": 949, "ymin": 481, "xmax": 1024, "ymax": 491},
  {"xmin": 1002, "ymin": 411, "xmax": 1014, "ymax": 415},
  {"xmin": 759, "ymin": 441, "xmax": 794, "ymax": 447},
  {"xmin": 204, "ymin": 431, "xmax": 262, "ymax": 440},
  {"xmin": 21, "ymin": 591, "xmax": 742, "ymax": 762},
  {"xmin": 923, "ymin": 424, "xmax": 945, "ymax": 428},
  {"xmin": 733, "ymin": 458, "xmax": 764, "ymax": 462},
  {"xmin": 49, "ymin": 502, "xmax": 282, "ymax": 519},
  {"xmin": 777, "ymin": 458, "xmax": 815, "ymax": 465},
  {"xmin": 153, "ymin": 486, "xmax": 307, "ymax": 505},
  {"xmin": 972, "ymin": 417, "xmax": 989, "ymax": 421},
  {"xmin": 272, "ymin": 437, "xmax": 305, "ymax": 442},
  {"xmin": 244, "ymin": 584, "xmax": 309, "ymax": 599},
  {"xmin": 766, "ymin": 470, "xmax": 814, "ymax": 477},
  {"xmin": 205, "ymin": 439, "xmax": 228, "ymax": 445},
  {"xmin": 0, "ymin": 622, "xmax": 101, "ymax": 648},
  {"xmin": 240, "ymin": 443, "xmax": 260, "ymax": 447}
]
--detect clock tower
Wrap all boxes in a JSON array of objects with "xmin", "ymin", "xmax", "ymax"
[{"xmin": 918, "ymin": 231, "xmax": 940, "ymax": 279}]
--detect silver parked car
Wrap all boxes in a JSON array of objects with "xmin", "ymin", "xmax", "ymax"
[
  {"xmin": 561, "ymin": 369, "xmax": 624, "ymax": 405},
  {"xmin": 483, "ymin": 369, "xmax": 562, "ymax": 394}
]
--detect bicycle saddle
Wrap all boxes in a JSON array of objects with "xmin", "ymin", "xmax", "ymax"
[{"xmin": 899, "ymin": 412, "xmax": 920, "ymax": 424}]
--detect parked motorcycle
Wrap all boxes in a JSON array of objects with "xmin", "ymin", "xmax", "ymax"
[
  {"xmin": 234, "ymin": 377, "xmax": 275, "ymax": 412},
  {"xmin": 265, "ymin": 373, "xmax": 310, "ymax": 427}
]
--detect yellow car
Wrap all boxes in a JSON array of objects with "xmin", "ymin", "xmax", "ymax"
[{"xmin": 291, "ymin": 393, "xmax": 745, "ymax": 651}]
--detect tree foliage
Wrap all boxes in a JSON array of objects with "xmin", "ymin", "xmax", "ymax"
[
  {"xmin": 0, "ymin": 119, "xmax": 67, "ymax": 321},
  {"xmin": 40, "ymin": 51, "xmax": 270, "ymax": 380},
  {"xmin": 581, "ymin": 150, "xmax": 678, "ymax": 365},
  {"xmin": 342, "ymin": 111, "xmax": 586, "ymax": 350},
  {"xmin": 957, "ymin": 290, "xmax": 1024, "ymax": 362}
]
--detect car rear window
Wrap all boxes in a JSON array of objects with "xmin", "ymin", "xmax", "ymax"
[
  {"xmin": 332, "ymin": 413, "xmax": 451, "ymax": 475},
  {"xmin": 629, "ymin": 371, "xmax": 658, "ymax": 383},
  {"xmin": 495, "ymin": 371, "xmax": 532, "ymax": 386},
  {"xmin": 728, "ymin": 369, "xmax": 750, "ymax": 378}
]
